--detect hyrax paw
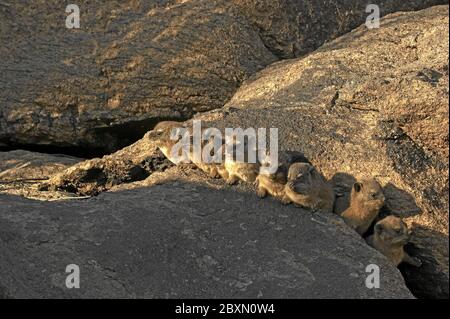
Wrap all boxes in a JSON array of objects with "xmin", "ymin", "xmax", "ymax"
[
  {"xmin": 227, "ymin": 177, "xmax": 239, "ymax": 185},
  {"xmin": 256, "ymin": 188, "xmax": 267, "ymax": 199},
  {"xmin": 209, "ymin": 171, "xmax": 220, "ymax": 179},
  {"xmin": 281, "ymin": 197, "xmax": 291, "ymax": 205}
]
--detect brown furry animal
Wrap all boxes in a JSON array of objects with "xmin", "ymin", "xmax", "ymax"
[
  {"xmin": 188, "ymin": 133, "xmax": 224, "ymax": 179},
  {"xmin": 281, "ymin": 162, "xmax": 335, "ymax": 213},
  {"xmin": 256, "ymin": 151, "xmax": 308, "ymax": 199},
  {"xmin": 341, "ymin": 179, "xmax": 385, "ymax": 235},
  {"xmin": 255, "ymin": 167, "xmax": 287, "ymax": 199},
  {"xmin": 221, "ymin": 138, "xmax": 260, "ymax": 185},
  {"xmin": 152, "ymin": 121, "xmax": 189, "ymax": 164},
  {"xmin": 366, "ymin": 216, "xmax": 422, "ymax": 267}
]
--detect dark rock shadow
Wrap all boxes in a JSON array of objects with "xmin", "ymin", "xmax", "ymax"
[
  {"xmin": 381, "ymin": 182, "xmax": 422, "ymax": 218},
  {"xmin": 330, "ymin": 172, "xmax": 356, "ymax": 215},
  {"xmin": 399, "ymin": 225, "xmax": 449, "ymax": 299}
]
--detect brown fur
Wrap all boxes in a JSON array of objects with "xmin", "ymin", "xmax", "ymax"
[
  {"xmin": 153, "ymin": 122, "xmax": 224, "ymax": 176},
  {"xmin": 152, "ymin": 121, "xmax": 188, "ymax": 164},
  {"xmin": 188, "ymin": 134, "xmax": 224, "ymax": 179},
  {"xmin": 281, "ymin": 163, "xmax": 335, "ymax": 213},
  {"xmin": 255, "ymin": 168, "xmax": 287, "ymax": 199},
  {"xmin": 256, "ymin": 151, "xmax": 308, "ymax": 199},
  {"xmin": 221, "ymin": 138, "xmax": 259, "ymax": 185},
  {"xmin": 153, "ymin": 121, "xmax": 182, "ymax": 132},
  {"xmin": 366, "ymin": 216, "xmax": 422, "ymax": 267},
  {"xmin": 224, "ymin": 162, "xmax": 259, "ymax": 184},
  {"xmin": 341, "ymin": 179, "xmax": 385, "ymax": 235}
]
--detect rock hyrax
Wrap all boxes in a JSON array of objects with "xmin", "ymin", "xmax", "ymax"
[
  {"xmin": 341, "ymin": 179, "xmax": 385, "ymax": 235},
  {"xmin": 256, "ymin": 151, "xmax": 308, "ymax": 199},
  {"xmin": 281, "ymin": 162, "xmax": 335, "ymax": 213},
  {"xmin": 255, "ymin": 165, "xmax": 287, "ymax": 199},
  {"xmin": 222, "ymin": 138, "xmax": 260, "ymax": 185},
  {"xmin": 187, "ymin": 134, "xmax": 224, "ymax": 179},
  {"xmin": 366, "ymin": 216, "xmax": 422, "ymax": 267},
  {"xmin": 152, "ymin": 121, "xmax": 189, "ymax": 164}
]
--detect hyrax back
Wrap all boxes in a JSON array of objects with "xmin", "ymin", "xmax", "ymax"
[
  {"xmin": 366, "ymin": 216, "xmax": 422, "ymax": 267},
  {"xmin": 153, "ymin": 122, "xmax": 222, "ymax": 176},
  {"xmin": 341, "ymin": 179, "xmax": 385, "ymax": 235},
  {"xmin": 281, "ymin": 162, "xmax": 335, "ymax": 213},
  {"xmin": 153, "ymin": 121, "xmax": 182, "ymax": 132},
  {"xmin": 255, "ymin": 165, "xmax": 287, "ymax": 199},
  {"xmin": 188, "ymin": 132, "xmax": 224, "ymax": 179}
]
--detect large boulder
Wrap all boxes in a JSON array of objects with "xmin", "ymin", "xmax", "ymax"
[
  {"xmin": 0, "ymin": 1, "xmax": 449, "ymax": 298},
  {"xmin": 27, "ymin": 6, "xmax": 449, "ymax": 298},
  {"xmin": 0, "ymin": 0, "xmax": 446, "ymax": 153},
  {"xmin": 232, "ymin": 0, "xmax": 447, "ymax": 58},
  {"xmin": 195, "ymin": 5, "xmax": 449, "ymax": 298},
  {"xmin": 36, "ymin": 5, "xmax": 449, "ymax": 298},
  {"xmin": 0, "ymin": 183, "xmax": 413, "ymax": 298}
]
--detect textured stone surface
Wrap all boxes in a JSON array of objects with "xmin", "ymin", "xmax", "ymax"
[
  {"xmin": 218, "ymin": 5, "xmax": 449, "ymax": 227},
  {"xmin": 0, "ymin": 150, "xmax": 82, "ymax": 199},
  {"xmin": 0, "ymin": 184, "xmax": 413, "ymax": 299},
  {"xmin": 196, "ymin": 6, "xmax": 449, "ymax": 299},
  {"xmin": 0, "ymin": 2, "xmax": 448, "ymax": 299},
  {"xmin": 38, "ymin": 130, "xmax": 174, "ymax": 197},
  {"xmin": 232, "ymin": 0, "xmax": 447, "ymax": 58},
  {"xmin": 35, "ymin": 6, "xmax": 449, "ymax": 298},
  {"xmin": 0, "ymin": 0, "xmax": 446, "ymax": 152},
  {"xmin": 0, "ymin": 150, "xmax": 80, "ymax": 181}
]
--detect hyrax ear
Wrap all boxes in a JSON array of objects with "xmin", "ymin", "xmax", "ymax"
[
  {"xmin": 375, "ymin": 223, "xmax": 383, "ymax": 235},
  {"xmin": 353, "ymin": 182, "xmax": 363, "ymax": 193}
]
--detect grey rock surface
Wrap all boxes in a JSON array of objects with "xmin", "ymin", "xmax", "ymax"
[
  {"xmin": 36, "ymin": 6, "xmax": 449, "ymax": 298},
  {"xmin": 0, "ymin": 0, "xmax": 446, "ymax": 152},
  {"xmin": 196, "ymin": 6, "xmax": 450, "ymax": 299},
  {"xmin": 0, "ymin": 150, "xmax": 82, "ymax": 200},
  {"xmin": 0, "ymin": 150, "xmax": 81, "ymax": 181},
  {"xmin": 0, "ymin": 183, "xmax": 413, "ymax": 299},
  {"xmin": 0, "ymin": 2, "xmax": 448, "ymax": 300},
  {"xmin": 232, "ymin": 0, "xmax": 447, "ymax": 58},
  {"xmin": 211, "ymin": 5, "xmax": 449, "ymax": 227}
]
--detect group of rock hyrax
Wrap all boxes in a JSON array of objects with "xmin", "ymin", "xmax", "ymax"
[{"xmin": 151, "ymin": 121, "xmax": 422, "ymax": 268}]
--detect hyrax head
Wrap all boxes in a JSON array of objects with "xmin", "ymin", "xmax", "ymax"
[
  {"xmin": 153, "ymin": 121, "xmax": 181, "ymax": 132},
  {"xmin": 151, "ymin": 121, "xmax": 191, "ymax": 164},
  {"xmin": 287, "ymin": 162, "xmax": 314, "ymax": 181},
  {"xmin": 224, "ymin": 135, "xmax": 258, "ymax": 164},
  {"xmin": 151, "ymin": 121, "xmax": 180, "ymax": 143},
  {"xmin": 351, "ymin": 178, "xmax": 385, "ymax": 209},
  {"xmin": 375, "ymin": 216, "xmax": 411, "ymax": 246},
  {"xmin": 287, "ymin": 163, "xmax": 315, "ymax": 194}
]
